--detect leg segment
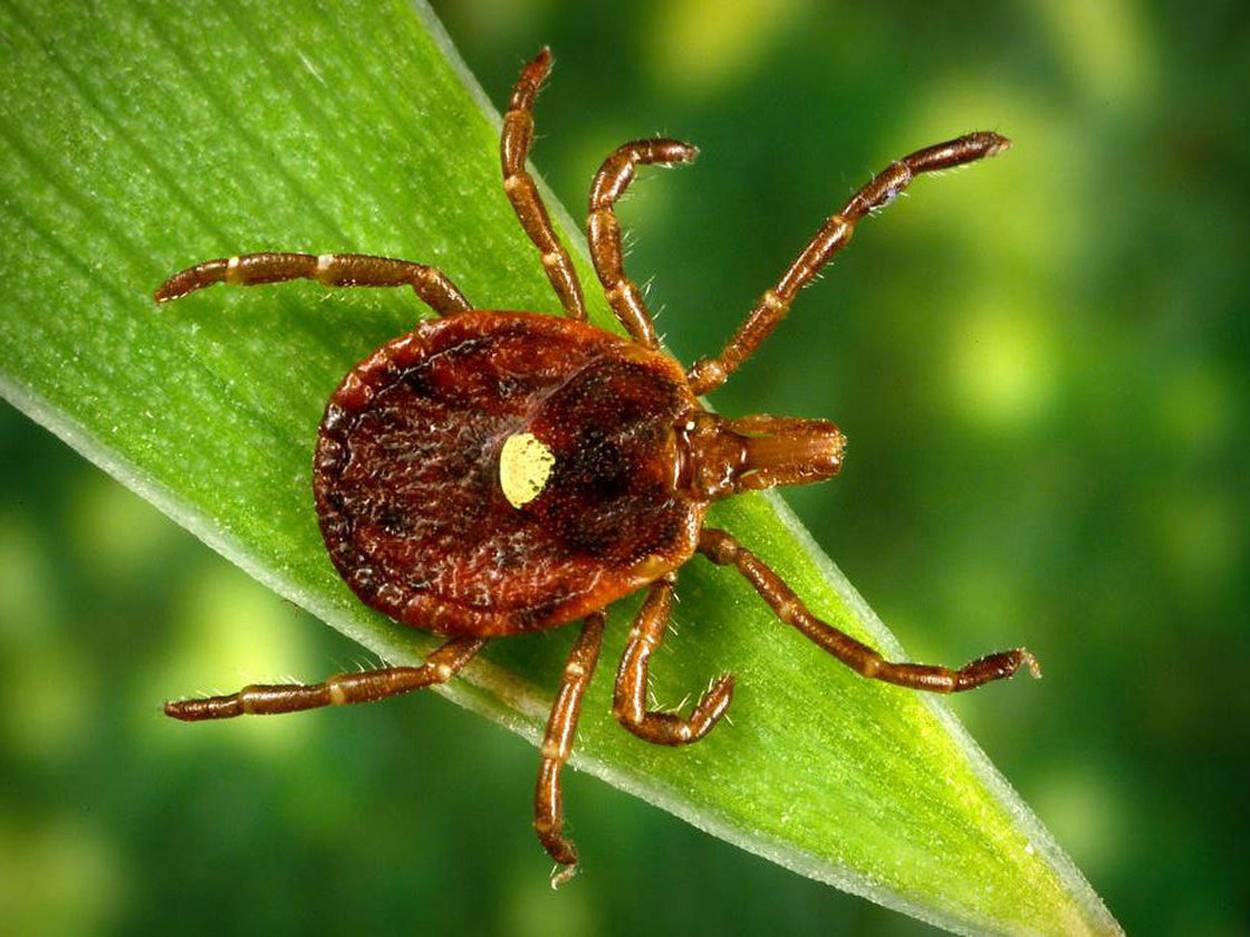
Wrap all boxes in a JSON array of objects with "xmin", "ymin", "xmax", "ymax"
[
  {"xmin": 612, "ymin": 575, "xmax": 734, "ymax": 745},
  {"xmin": 588, "ymin": 138, "xmax": 698, "ymax": 346},
  {"xmin": 698, "ymin": 528, "xmax": 1039, "ymax": 693},
  {"xmin": 688, "ymin": 132, "xmax": 1012, "ymax": 395},
  {"xmin": 153, "ymin": 251, "xmax": 472, "ymax": 317},
  {"xmin": 501, "ymin": 48, "xmax": 586, "ymax": 320},
  {"xmin": 534, "ymin": 612, "xmax": 605, "ymax": 888},
  {"xmin": 164, "ymin": 635, "xmax": 485, "ymax": 720}
]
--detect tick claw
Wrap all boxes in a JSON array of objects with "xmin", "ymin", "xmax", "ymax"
[
  {"xmin": 550, "ymin": 862, "xmax": 578, "ymax": 889},
  {"xmin": 1020, "ymin": 650, "xmax": 1042, "ymax": 679}
]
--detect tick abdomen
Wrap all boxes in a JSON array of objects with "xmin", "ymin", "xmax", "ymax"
[{"xmin": 314, "ymin": 312, "xmax": 703, "ymax": 636}]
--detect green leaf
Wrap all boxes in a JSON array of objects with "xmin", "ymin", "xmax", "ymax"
[{"xmin": 0, "ymin": 1, "xmax": 1119, "ymax": 933}]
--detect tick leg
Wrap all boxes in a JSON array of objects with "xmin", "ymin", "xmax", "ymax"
[
  {"xmin": 164, "ymin": 635, "xmax": 485, "ymax": 720},
  {"xmin": 688, "ymin": 132, "xmax": 1011, "ymax": 395},
  {"xmin": 502, "ymin": 48, "xmax": 586, "ymax": 320},
  {"xmin": 612, "ymin": 575, "xmax": 734, "ymax": 745},
  {"xmin": 588, "ymin": 138, "xmax": 698, "ymax": 346},
  {"xmin": 153, "ymin": 252, "xmax": 472, "ymax": 318},
  {"xmin": 534, "ymin": 612, "xmax": 604, "ymax": 888},
  {"xmin": 698, "ymin": 528, "xmax": 1040, "ymax": 693}
]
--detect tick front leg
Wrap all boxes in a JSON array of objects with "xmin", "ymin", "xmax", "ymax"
[
  {"xmin": 534, "ymin": 612, "xmax": 604, "ymax": 888},
  {"xmin": 688, "ymin": 132, "xmax": 1011, "ymax": 395},
  {"xmin": 164, "ymin": 635, "xmax": 485, "ymax": 720},
  {"xmin": 698, "ymin": 529, "xmax": 1040, "ymax": 693},
  {"xmin": 153, "ymin": 252, "xmax": 472, "ymax": 318},
  {"xmin": 588, "ymin": 138, "xmax": 698, "ymax": 346},
  {"xmin": 502, "ymin": 48, "xmax": 587, "ymax": 320},
  {"xmin": 613, "ymin": 575, "xmax": 734, "ymax": 745}
]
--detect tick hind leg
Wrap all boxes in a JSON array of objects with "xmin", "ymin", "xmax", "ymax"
[
  {"xmin": 688, "ymin": 132, "xmax": 1011, "ymax": 395},
  {"xmin": 501, "ymin": 48, "xmax": 586, "ymax": 320},
  {"xmin": 588, "ymin": 138, "xmax": 698, "ymax": 347},
  {"xmin": 699, "ymin": 529, "xmax": 1040, "ymax": 693},
  {"xmin": 534, "ymin": 612, "xmax": 604, "ymax": 888},
  {"xmin": 612, "ymin": 575, "xmax": 734, "ymax": 745},
  {"xmin": 164, "ymin": 635, "xmax": 485, "ymax": 720},
  {"xmin": 153, "ymin": 252, "xmax": 472, "ymax": 318}
]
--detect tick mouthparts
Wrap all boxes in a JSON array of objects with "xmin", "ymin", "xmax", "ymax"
[{"xmin": 735, "ymin": 420, "xmax": 847, "ymax": 489}]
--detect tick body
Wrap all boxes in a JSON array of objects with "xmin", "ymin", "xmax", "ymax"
[
  {"xmin": 156, "ymin": 48, "xmax": 1037, "ymax": 886},
  {"xmin": 315, "ymin": 311, "xmax": 701, "ymax": 636}
]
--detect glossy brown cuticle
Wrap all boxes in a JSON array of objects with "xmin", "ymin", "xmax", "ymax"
[{"xmin": 154, "ymin": 47, "xmax": 1032, "ymax": 886}]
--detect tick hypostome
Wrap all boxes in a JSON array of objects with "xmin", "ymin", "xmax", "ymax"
[{"xmin": 154, "ymin": 46, "xmax": 1038, "ymax": 887}]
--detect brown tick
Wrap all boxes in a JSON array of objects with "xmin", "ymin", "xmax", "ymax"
[{"xmin": 155, "ymin": 48, "xmax": 1039, "ymax": 886}]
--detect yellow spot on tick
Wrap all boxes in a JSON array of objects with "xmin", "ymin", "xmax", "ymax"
[{"xmin": 500, "ymin": 432, "xmax": 555, "ymax": 509}]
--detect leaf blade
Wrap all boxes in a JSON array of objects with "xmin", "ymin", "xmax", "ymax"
[{"xmin": 0, "ymin": 1, "xmax": 1119, "ymax": 932}]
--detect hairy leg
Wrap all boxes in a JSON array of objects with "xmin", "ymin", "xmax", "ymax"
[
  {"xmin": 501, "ymin": 47, "xmax": 586, "ymax": 319},
  {"xmin": 587, "ymin": 138, "xmax": 697, "ymax": 345},
  {"xmin": 699, "ymin": 528, "xmax": 1039, "ymax": 692},
  {"xmin": 154, "ymin": 251, "xmax": 472, "ymax": 317},
  {"xmin": 165, "ymin": 635, "xmax": 485, "ymax": 720},
  {"xmin": 612, "ymin": 575, "xmax": 734, "ymax": 745},
  {"xmin": 689, "ymin": 132, "xmax": 1011, "ymax": 394},
  {"xmin": 534, "ymin": 612, "xmax": 605, "ymax": 887}
]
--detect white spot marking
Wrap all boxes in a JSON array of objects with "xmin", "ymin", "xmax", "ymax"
[{"xmin": 500, "ymin": 432, "xmax": 555, "ymax": 509}]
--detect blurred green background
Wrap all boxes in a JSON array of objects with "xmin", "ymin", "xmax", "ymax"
[{"xmin": 1, "ymin": 0, "xmax": 1247, "ymax": 934}]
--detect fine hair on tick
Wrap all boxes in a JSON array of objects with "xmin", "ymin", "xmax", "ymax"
[{"xmin": 153, "ymin": 46, "xmax": 1038, "ymax": 888}]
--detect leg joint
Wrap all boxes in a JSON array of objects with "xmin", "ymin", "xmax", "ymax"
[{"xmin": 699, "ymin": 529, "xmax": 739, "ymax": 565}]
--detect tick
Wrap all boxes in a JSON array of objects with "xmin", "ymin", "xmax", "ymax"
[{"xmin": 154, "ymin": 48, "xmax": 1038, "ymax": 886}]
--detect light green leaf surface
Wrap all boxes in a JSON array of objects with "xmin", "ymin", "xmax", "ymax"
[{"xmin": 0, "ymin": 1, "xmax": 1120, "ymax": 933}]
